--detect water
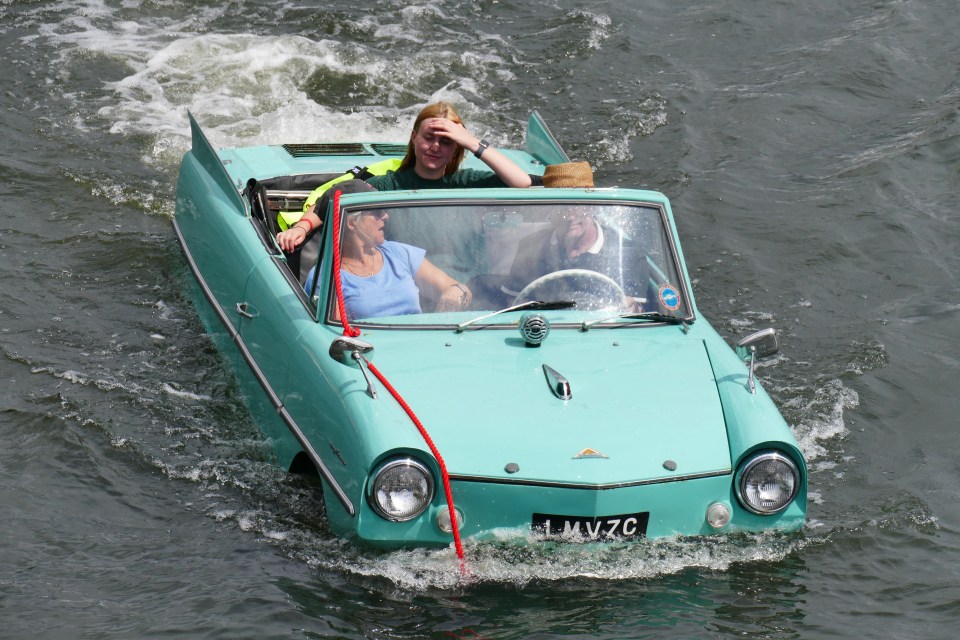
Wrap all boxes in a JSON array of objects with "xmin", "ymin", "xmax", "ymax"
[{"xmin": 2, "ymin": 0, "xmax": 958, "ymax": 637}]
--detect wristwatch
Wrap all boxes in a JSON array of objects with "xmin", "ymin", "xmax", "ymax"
[{"xmin": 474, "ymin": 139, "xmax": 489, "ymax": 159}]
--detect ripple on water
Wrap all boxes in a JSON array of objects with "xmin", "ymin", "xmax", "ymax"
[{"xmin": 291, "ymin": 529, "xmax": 810, "ymax": 591}]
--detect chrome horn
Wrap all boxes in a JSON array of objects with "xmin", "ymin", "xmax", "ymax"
[{"xmin": 519, "ymin": 312, "xmax": 550, "ymax": 347}]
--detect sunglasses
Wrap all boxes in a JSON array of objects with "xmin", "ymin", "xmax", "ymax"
[{"xmin": 349, "ymin": 210, "xmax": 388, "ymax": 220}]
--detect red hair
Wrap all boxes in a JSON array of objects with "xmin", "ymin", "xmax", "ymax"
[{"xmin": 398, "ymin": 101, "xmax": 466, "ymax": 176}]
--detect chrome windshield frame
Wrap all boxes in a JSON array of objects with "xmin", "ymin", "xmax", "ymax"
[{"xmin": 320, "ymin": 193, "xmax": 697, "ymax": 330}]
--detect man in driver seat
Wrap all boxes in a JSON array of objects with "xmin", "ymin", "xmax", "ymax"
[{"xmin": 500, "ymin": 163, "xmax": 646, "ymax": 305}]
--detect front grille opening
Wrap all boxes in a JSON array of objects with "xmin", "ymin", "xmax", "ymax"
[
  {"xmin": 282, "ymin": 143, "xmax": 407, "ymax": 158},
  {"xmin": 283, "ymin": 143, "xmax": 372, "ymax": 157},
  {"xmin": 370, "ymin": 143, "xmax": 407, "ymax": 156}
]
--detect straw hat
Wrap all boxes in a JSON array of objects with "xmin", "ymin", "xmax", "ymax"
[{"xmin": 542, "ymin": 162, "xmax": 594, "ymax": 188}]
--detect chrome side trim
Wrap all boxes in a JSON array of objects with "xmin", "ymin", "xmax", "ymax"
[
  {"xmin": 172, "ymin": 219, "xmax": 355, "ymax": 517},
  {"xmin": 448, "ymin": 468, "xmax": 731, "ymax": 491}
]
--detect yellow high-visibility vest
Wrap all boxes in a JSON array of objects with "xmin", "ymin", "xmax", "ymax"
[{"xmin": 277, "ymin": 158, "xmax": 402, "ymax": 230}]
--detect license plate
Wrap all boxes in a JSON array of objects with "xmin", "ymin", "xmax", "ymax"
[{"xmin": 532, "ymin": 511, "xmax": 649, "ymax": 540}]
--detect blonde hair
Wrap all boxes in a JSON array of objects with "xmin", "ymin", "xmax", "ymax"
[{"xmin": 398, "ymin": 101, "xmax": 466, "ymax": 176}]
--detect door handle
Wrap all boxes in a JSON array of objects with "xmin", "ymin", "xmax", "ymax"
[{"xmin": 236, "ymin": 302, "xmax": 257, "ymax": 319}]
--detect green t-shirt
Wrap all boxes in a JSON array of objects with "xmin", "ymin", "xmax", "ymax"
[{"xmin": 366, "ymin": 167, "xmax": 507, "ymax": 190}]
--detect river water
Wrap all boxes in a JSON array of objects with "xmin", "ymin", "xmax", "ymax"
[{"xmin": 2, "ymin": 0, "xmax": 958, "ymax": 638}]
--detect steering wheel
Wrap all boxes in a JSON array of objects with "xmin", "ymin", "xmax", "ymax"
[{"xmin": 513, "ymin": 268, "xmax": 630, "ymax": 310}]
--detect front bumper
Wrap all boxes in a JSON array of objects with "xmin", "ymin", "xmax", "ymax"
[{"xmin": 346, "ymin": 472, "xmax": 806, "ymax": 547}]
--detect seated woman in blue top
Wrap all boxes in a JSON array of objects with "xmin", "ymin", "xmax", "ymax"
[
  {"xmin": 277, "ymin": 101, "xmax": 530, "ymax": 253},
  {"xmin": 306, "ymin": 184, "xmax": 472, "ymax": 320}
]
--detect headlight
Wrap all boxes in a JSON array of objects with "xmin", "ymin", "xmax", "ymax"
[
  {"xmin": 367, "ymin": 457, "xmax": 435, "ymax": 521},
  {"xmin": 735, "ymin": 451, "xmax": 799, "ymax": 515}
]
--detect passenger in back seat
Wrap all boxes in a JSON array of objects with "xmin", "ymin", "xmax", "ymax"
[
  {"xmin": 366, "ymin": 101, "xmax": 532, "ymax": 191},
  {"xmin": 276, "ymin": 101, "xmax": 532, "ymax": 254}
]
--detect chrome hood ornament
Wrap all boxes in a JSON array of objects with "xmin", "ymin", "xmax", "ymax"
[{"xmin": 542, "ymin": 364, "xmax": 571, "ymax": 400}]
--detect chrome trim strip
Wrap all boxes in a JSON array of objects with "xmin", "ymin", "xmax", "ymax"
[
  {"xmin": 172, "ymin": 219, "xmax": 355, "ymax": 517},
  {"xmin": 448, "ymin": 468, "xmax": 731, "ymax": 491}
]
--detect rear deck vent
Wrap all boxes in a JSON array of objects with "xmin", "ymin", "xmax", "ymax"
[
  {"xmin": 370, "ymin": 143, "xmax": 407, "ymax": 156},
  {"xmin": 282, "ymin": 143, "xmax": 372, "ymax": 157}
]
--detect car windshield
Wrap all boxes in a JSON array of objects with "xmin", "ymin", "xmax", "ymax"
[{"xmin": 325, "ymin": 199, "xmax": 691, "ymax": 328}]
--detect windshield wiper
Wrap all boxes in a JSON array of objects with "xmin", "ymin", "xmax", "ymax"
[
  {"xmin": 455, "ymin": 300, "xmax": 576, "ymax": 332},
  {"xmin": 580, "ymin": 311, "xmax": 693, "ymax": 331}
]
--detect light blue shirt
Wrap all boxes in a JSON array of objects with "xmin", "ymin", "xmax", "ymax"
[{"xmin": 306, "ymin": 241, "xmax": 426, "ymax": 320}]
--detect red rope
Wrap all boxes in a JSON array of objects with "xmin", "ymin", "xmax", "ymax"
[
  {"xmin": 367, "ymin": 362, "xmax": 466, "ymax": 572},
  {"xmin": 329, "ymin": 188, "xmax": 466, "ymax": 573},
  {"xmin": 330, "ymin": 188, "xmax": 361, "ymax": 338}
]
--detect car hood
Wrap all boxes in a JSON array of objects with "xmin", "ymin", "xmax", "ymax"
[{"xmin": 365, "ymin": 329, "xmax": 731, "ymax": 486}]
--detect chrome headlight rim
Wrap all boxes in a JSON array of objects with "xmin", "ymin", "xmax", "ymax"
[
  {"xmin": 735, "ymin": 450, "xmax": 800, "ymax": 516},
  {"xmin": 366, "ymin": 456, "xmax": 435, "ymax": 522}
]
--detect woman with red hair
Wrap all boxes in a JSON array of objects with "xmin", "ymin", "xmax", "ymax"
[
  {"xmin": 277, "ymin": 101, "xmax": 530, "ymax": 253},
  {"xmin": 367, "ymin": 101, "xmax": 532, "ymax": 190}
]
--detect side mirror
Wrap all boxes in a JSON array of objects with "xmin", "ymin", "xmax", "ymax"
[
  {"xmin": 736, "ymin": 327, "xmax": 779, "ymax": 361},
  {"xmin": 329, "ymin": 336, "xmax": 374, "ymax": 365},
  {"xmin": 735, "ymin": 328, "xmax": 779, "ymax": 394},
  {"xmin": 329, "ymin": 336, "xmax": 377, "ymax": 398}
]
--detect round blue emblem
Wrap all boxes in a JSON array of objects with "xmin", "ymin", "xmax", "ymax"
[{"xmin": 659, "ymin": 285, "xmax": 681, "ymax": 311}]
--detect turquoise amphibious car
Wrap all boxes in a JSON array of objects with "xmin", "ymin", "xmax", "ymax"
[{"xmin": 173, "ymin": 112, "xmax": 806, "ymax": 550}]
